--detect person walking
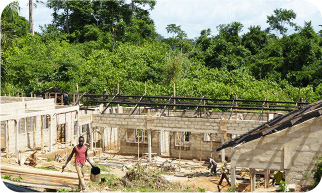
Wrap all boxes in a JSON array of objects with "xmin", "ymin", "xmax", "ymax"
[
  {"xmin": 207, "ymin": 156, "xmax": 217, "ymax": 176},
  {"xmin": 62, "ymin": 136, "xmax": 94, "ymax": 191}
]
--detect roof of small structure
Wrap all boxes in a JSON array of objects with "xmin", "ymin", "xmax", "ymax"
[
  {"xmin": 212, "ymin": 99, "xmax": 322, "ymax": 152},
  {"xmin": 41, "ymin": 87, "xmax": 61, "ymax": 94}
]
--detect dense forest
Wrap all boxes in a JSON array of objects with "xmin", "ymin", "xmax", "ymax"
[{"xmin": 1, "ymin": 1, "xmax": 322, "ymax": 102}]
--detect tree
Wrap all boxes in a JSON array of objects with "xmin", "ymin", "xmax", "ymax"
[
  {"xmin": 217, "ymin": 22, "xmax": 243, "ymax": 45},
  {"xmin": 242, "ymin": 25, "xmax": 268, "ymax": 54},
  {"xmin": 266, "ymin": 8, "xmax": 298, "ymax": 36},
  {"xmin": 165, "ymin": 24, "xmax": 187, "ymax": 52},
  {"xmin": 46, "ymin": 0, "xmax": 156, "ymax": 45},
  {"xmin": 1, "ymin": 1, "xmax": 23, "ymax": 49},
  {"xmin": 29, "ymin": 0, "xmax": 34, "ymax": 35}
]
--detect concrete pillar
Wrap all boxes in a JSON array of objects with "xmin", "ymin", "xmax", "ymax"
[
  {"xmin": 264, "ymin": 169, "xmax": 270, "ymax": 188},
  {"xmin": 284, "ymin": 169, "xmax": 290, "ymax": 184},
  {"xmin": 221, "ymin": 135, "xmax": 225, "ymax": 162},
  {"xmin": 6, "ymin": 121, "xmax": 9, "ymax": 157},
  {"xmin": 231, "ymin": 166, "xmax": 236, "ymax": 188},
  {"xmin": 250, "ymin": 168, "xmax": 256, "ymax": 192},
  {"xmin": 15, "ymin": 119, "xmax": 19, "ymax": 157},
  {"xmin": 75, "ymin": 111, "xmax": 80, "ymax": 143},
  {"xmin": 49, "ymin": 115, "xmax": 53, "ymax": 152},
  {"xmin": 148, "ymin": 130, "xmax": 152, "ymax": 163},
  {"xmin": 90, "ymin": 126, "xmax": 94, "ymax": 150},
  {"xmin": 102, "ymin": 127, "xmax": 106, "ymax": 152},
  {"xmin": 230, "ymin": 147, "xmax": 236, "ymax": 187}
]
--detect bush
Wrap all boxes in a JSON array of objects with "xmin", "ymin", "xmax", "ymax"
[{"xmin": 310, "ymin": 155, "xmax": 322, "ymax": 189}]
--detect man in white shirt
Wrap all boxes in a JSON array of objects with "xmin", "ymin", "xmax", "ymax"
[{"xmin": 207, "ymin": 156, "xmax": 217, "ymax": 176}]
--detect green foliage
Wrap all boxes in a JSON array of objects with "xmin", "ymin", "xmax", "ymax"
[
  {"xmin": 47, "ymin": 158, "xmax": 52, "ymax": 162},
  {"xmin": 310, "ymin": 155, "xmax": 322, "ymax": 189},
  {"xmin": 276, "ymin": 180, "xmax": 290, "ymax": 192},
  {"xmin": 12, "ymin": 176, "xmax": 22, "ymax": 181},
  {"xmin": 1, "ymin": 175, "xmax": 22, "ymax": 181},
  {"xmin": 198, "ymin": 187, "xmax": 205, "ymax": 192},
  {"xmin": 1, "ymin": 6, "xmax": 322, "ymax": 104},
  {"xmin": 57, "ymin": 188, "xmax": 73, "ymax": 192},
  {"xmin": 225, "ymin": 185, "xmax": 237, "ymax": 192},
  {"xmin": 2, "ymin": 175, "xmax": 11, "ymax": 180},
  {"xmin": 267, "ymin": 8, "xmax": 298, "ymax": 35},
  {"xmin": 100, "ymin": 173, "xmax": 119, "ymax": 189}
]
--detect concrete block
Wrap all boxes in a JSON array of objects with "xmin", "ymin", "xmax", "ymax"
[{"xmin": 309, "ymin": 143, "xmax": 322, "ymax": 151}]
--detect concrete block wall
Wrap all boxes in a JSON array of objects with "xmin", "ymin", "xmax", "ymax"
[
  {"xmin": 119, "ymin": 128, "xmax": 159, "ymax": 155},
  {"xmin": 93, "ymin": 114, "xmax": 263, "ymax": 135},
  {"xmin": 168, "ymin": 132, "xmax": 224, "ymax": 161},
  {"xmin": 56, "ymin": 111, "xmax": 78, "ymax": 145},
  {"xmin": 5, "ymin": 112, "xmax": 78, "ymax": 154},
  {"xmin": 0, "ymin": 98, "xmax": 56, "ymax": 115},
  {"xmin": 93, "ymin": 114, "xmax": 263, "ymax": 160},
  {"xmin": 119, "ymin": 106, "xmax": 279, "ymax": 121},
  {"xmin": 101, "ymin": 127, "xmax": 119, "ymax": 150},
  {"xmin": 0, "ymin": 97, "xmax": 42, "ymax": 104},
  {"xmin": 226, "ymin": 120, "xmax": 265, "ymax": 135},
  {"xmin": 0, "ymin": 102, "xmax": 25, "ymax": 115},
  {"xmin": 232, "ymin": 116, "xmax": 322, "ymax": 186},
  {"xmin": 118, "ymin": 106, "xmax": 283, "ymax": 121},
  {"xmin": 5, "ymin": 116, "xmax": 49, "ymax": 153},
  {"xmin": 26, "ymin": 99, "xmax": 55, "ymax": 110}
]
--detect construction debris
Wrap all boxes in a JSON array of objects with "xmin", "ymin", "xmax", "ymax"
[{"xmin": 25, "ymin": 151, "xmax": 38, "ymax": 166}]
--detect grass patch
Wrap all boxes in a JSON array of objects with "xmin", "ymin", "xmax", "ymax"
[
  {"xmin": 12, "ymin": 176, "xmax": 22, "ymax": 181},
  {"xmin": 57, "ymin": 188, "xmax": 76, "ymax": 192},
  {"xmin": 98, "ymin": 165, "xmax": 110, "ymax": 172},
  {"xmin": 1, "ymin": 175, "xmax": 22, "ymax": 182},
  {"xmin": 47, "ymin": 158, "xmax": 52, "ymax": 162},
  {"xmin": 2, "ymin": 175, "xmax": 11, "ymax": 180}
]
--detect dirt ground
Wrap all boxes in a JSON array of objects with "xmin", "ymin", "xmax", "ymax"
[{"xmin": 1, "ymin": 149, "xmax": 281, "ymax": 192}]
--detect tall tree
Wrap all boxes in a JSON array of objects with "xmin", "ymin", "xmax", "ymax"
[
  {"xmin": 217, "ymin": 22, "xmax": 243, "ymax": 45},
  {"xmin": 266, "ymin": 8, "xmax": 298, "ymax": 36},
  {"xmin": 1, "ymin": 1, "xmax": 22, "ymax": 49},
  {"xmin": 29, "ymin": 0, "xmax": 34, "ymax": 35}
]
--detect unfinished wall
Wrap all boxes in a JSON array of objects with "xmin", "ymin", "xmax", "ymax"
[
  {"xmin": 1, "ymin": 102, "xmax": 25, "ymax": 115},
  {"xmin": 118, "ymin": 128, "xmax": 159, "ymax": 156},
  {"xmin": 0, "ymin": 98, "xmax": 55, "ymax": 115},
  {"xmin": 25, "ymin": 99, "xmax": 55, "ymax": 110},
  {"xmin": 231, "ymin": 116, "xmax": 322, "ymax": 186},
  {"xmin": 120, "ymin": 107, "xmax": 277, "ymax": 121},
  {"xmin": 0, "ymin": 96, "xmax": 42, "ymax": 104},
  {"xmin": 1, "ymin": 97, "xmax": 80, "ymax": 155},
  {"xmin": 93, "ymin": 114, "xmax": 264, "ymax": 160}
]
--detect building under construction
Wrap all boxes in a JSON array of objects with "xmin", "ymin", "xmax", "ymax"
[{"xmin": 0, "ymin": 92, "xmax": 321, "ymax": 192}]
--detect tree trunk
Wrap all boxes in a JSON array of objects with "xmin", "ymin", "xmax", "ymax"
[
  {"xmin": 66, "ymin": 0, "xmax": 69, "ymax": 33},
  {"xmin": 29, "ymin": 0, "xmax": 34, "ymax": 35}
]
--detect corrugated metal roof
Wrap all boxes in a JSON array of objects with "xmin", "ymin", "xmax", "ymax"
[{"xmin": 212, "ymin": 99, "xmax": 322, "ymax": 152}]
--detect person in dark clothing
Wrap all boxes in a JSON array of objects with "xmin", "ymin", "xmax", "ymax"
[
  {"xmin": 63, "ymin": 92, "xmax": 69, "ymax": 105},
  {"xmin": 103, "ymin": 89, "xmax": 108, "ymax": 101},
  {"xmin": 207, "ymin": 156, "xmax": 217, "ymax": 176},
  {"xmin": 217, "ymin": 161, "xmax": 231, "ymax": 192}
]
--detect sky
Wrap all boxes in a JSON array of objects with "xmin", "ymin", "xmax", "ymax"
[{"xmin": 1, "ymin": 0, "xmax": 322, "ymax": 39}]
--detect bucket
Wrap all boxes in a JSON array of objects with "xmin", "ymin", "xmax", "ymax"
[{"xmin": 90, "ymin": 166, "xmax": 101, "ymax": 182}]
